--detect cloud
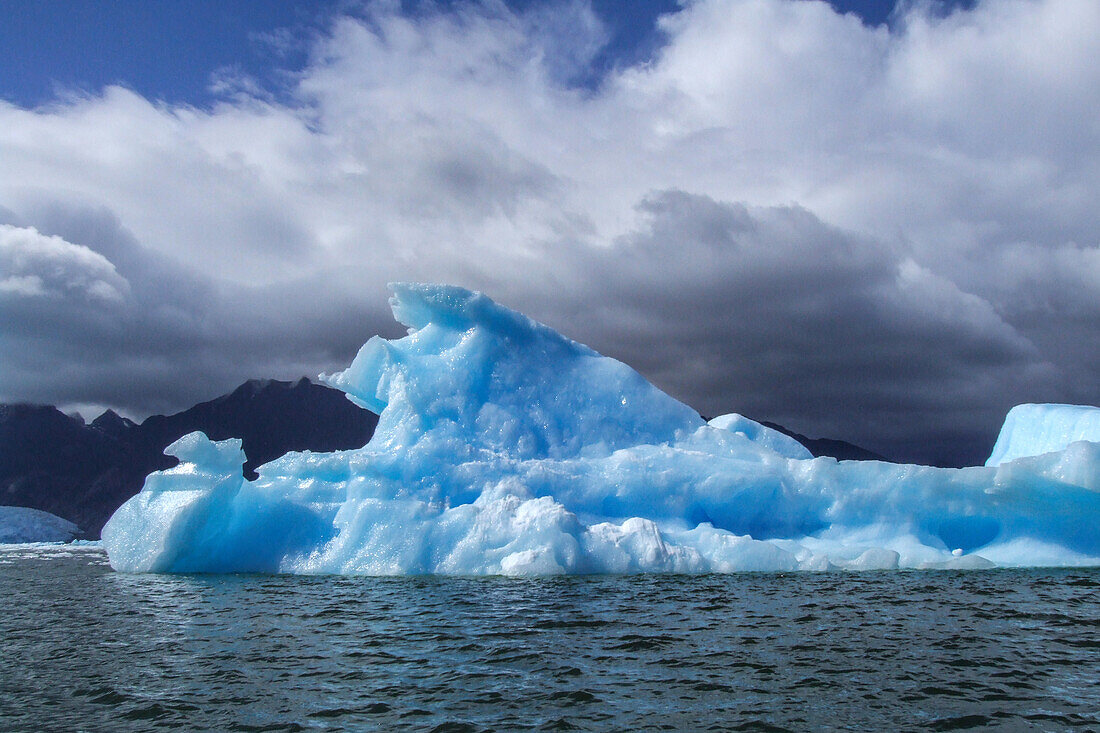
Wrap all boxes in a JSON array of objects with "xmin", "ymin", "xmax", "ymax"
[
  {"xmin": 0, "ymin": 224, "xmax": 130, "ymax": 302},
  {"xmin": 2, "ymin": 0, "xmax": 1099, "ymax": 465},
  {"xmin": 525, "ymin": 191, "xmax": 1051, "ymax": 464},
  {"xmin": 0, "ymin": 207, "xmax": 393, "ymax": 416}
]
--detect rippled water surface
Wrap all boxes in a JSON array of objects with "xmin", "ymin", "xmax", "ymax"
[{"xmin": 2, "ymin": 546, "xmax": 1098, "ymax": 731}]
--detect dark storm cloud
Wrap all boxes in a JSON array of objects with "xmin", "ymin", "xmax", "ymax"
[
  {"xmin": 525, "ymin": 191, "xmax": 1050, "ymax": 465},
  {"xmin": 0, "ymin": 208, "xmax": 397, "ymax": 417},
  {"xmin": 2, "ymin": 0, "xmax": 1100, "ymax": 466}
]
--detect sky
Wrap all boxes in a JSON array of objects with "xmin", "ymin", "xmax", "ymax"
[{"xmin": 0, "ymin": 0, "xmax": 1096, "ymax": 467}]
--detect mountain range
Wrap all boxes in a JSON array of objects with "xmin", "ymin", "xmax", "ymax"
[
  {"xmin": 0, "ymin": 378, "xmax": 378, "ymax": 538},
  {"xmin": 1, "ymin": 379, "xmax": 882, "ymax": 539}
]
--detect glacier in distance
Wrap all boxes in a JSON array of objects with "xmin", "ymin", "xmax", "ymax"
[{"xmin": 103, "ymin": 283, "xmax": 1100, "ymax": 574}]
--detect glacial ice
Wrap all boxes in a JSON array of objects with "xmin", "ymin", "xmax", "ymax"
[
  {"xmin": 102, "ymin": 283, "xmax": 1100, "ymax": 574},
  {"xmin": 707, "ymin": 413, "xmax": 812, "ymax": 460},
  {"xmin": 0, "ymin": 506, "xmax": 81, "ymax": 544},
  {"xmin": 986, "ymin": 403, "xmax": 1100, "ymax": 466}
]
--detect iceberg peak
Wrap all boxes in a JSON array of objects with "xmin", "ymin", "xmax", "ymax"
[{"xmin": 322, "ymin": 283, "xmax": 704, "ymax": 460}]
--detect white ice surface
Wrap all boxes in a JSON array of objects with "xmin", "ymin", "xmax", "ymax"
[{"xmin": 103, "ymin": 284, "xmax": 1100, "ymax": 574}]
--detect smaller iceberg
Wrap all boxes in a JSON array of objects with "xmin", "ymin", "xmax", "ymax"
[
  {"xmin": 986, "ymin": 403, "xmax": 1100, "ymax": 466},
  {"xmin": 103, "ymin": 283, "xmax": 1100, "ymax": 574},
  {"xmin": 707, "ymin": 414, "xmax": 812, "ymax": 460},
  {"xmin": 0, "ymin": 506, "xmax": 81, "ymax": 544}
]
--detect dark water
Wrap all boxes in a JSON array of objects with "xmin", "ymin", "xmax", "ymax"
[{"xmin": 2, "ymin": 546, "xmax": 1098, "ymax": 732}]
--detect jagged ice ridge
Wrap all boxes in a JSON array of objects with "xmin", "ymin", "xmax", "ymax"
[{"xmin": 103, "ymin": 284, "xmax": 1100, "ymax": 574}]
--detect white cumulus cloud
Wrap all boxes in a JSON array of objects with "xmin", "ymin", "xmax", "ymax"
[{"xmin": 0, "ymin": 224, "xmax": 129, "ymax": 302}]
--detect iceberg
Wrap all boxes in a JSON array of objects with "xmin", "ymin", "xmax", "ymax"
[
  {"xmin": 986, "ymin": 403, "xmax": 1100, "ymax": 466},
  {"xmin": 707, "ymin": 413, "xmax": 813, "ymax": 460},
  {"xmin": 0, "ymin": 506, "xmax": 81, "ymax": 544},
  {"xmin": 103, "ymin": 283, "xmax": 1100, "ymax": 574}
]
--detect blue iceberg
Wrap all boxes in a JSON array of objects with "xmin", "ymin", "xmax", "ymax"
[
  {"xmin": 103, "ymin": 284, "xmax": 1100, "ymax": 574},
  {"xmin": 0, "ymin": 506, "xmax": 81, "ymax": 544},
  {"xmin": 986, "ymin": 403, "xmax": 1100, "ymax": 467}
]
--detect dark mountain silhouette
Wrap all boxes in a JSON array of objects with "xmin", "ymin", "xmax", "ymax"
[
  {"xmin": 0, "ymin": 403, "xmax": 136, "ymax": 534},
  {"xmin": 0, "ymin": 378, "xmax": 378, "ymax": 538},
  {"xmin": 699, "ymin": 413, "xmax": 891, "ymax": 462},
  {"xmin": 133, "ymin": 377, "xmax": 378, "ymax": 479},
  {"xmin": 760, "ymin": 421, "xmax": 888, "ymax": 462},
  {"xmin": 89, "ymin": 409, "xmax": 136, "ymax": 438}
]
